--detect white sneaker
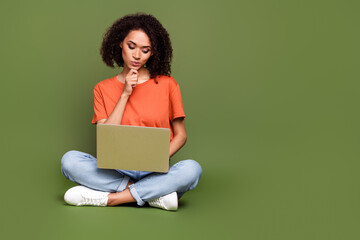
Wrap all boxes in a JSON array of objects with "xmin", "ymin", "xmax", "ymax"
[
  {"xmin": 148, "ymin": 192, "xmax": 178, "ymax": 211},
  {"xmin": 64, "ymin": 186, "xmax": 109, "ymax": 206}
]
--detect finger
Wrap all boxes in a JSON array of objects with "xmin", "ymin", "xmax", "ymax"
[
  {"xmin": 128, "ymin": 79, "xmax": 138, "ymax": 86},
  {"xmin": 128, "ymin": 69, "xmax": 138, "ymax": 76},
  {"xmin": 130, "ymin": 75, "xmax": 139, "ymax": 81},
  {"xmin": 127, "ymin": 73, "xmax": 138, "ymax": 79},
  {"xmin": 131, "ymin": 81, "xmax": 138, "ymax": 86},
  {"xmin": 127, "ymin": 77, "xmax": 138, "ymax": 83},
  {"xmin": 126, "ymin": 75, "xmax": 137, "ymax": 81}
]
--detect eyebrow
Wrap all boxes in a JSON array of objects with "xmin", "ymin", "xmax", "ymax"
[{"xmin": 127, "ymin": 40, "xmax": 151, "ymax": 48}]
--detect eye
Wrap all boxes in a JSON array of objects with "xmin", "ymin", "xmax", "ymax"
[
  {"xmin": 142, "ymin": 49, "xmax": 150, "ymax": 54},
  {"xmin": 127, "ymin": 44, "xmax": 135, "ymax": 49}
]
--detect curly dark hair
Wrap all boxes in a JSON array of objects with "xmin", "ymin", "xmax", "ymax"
[{"xmin": 100, "ymin": 13, "xmax": 173, "ymax": 79}]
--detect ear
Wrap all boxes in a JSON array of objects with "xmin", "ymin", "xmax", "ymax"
[{"xmin": 120, "ymin": 42, "xmax": 123, "ymax": 48}]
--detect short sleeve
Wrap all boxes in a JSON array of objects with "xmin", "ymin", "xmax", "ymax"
[
  {"xmin": 169, "ymin": 79, "xmax": 185, "ymax": 121},
  {"xmin": 91, "ymin": 85, "xmax": 108, "ymax": 124}
]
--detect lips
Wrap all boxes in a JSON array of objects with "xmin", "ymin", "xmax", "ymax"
[{"xmin": 131, "ymin": 61, "xmax": 140, "ymax": 66}]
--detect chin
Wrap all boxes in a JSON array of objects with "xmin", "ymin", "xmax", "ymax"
[
  {"xmin": 133, "ymin": 65, "xmax": 144, "ymax": 70},
  {"xmin": 126, "ymin": 64, "xmax": 140, "ymax": 70}
]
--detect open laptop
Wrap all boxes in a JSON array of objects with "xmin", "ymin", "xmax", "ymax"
[{"xmin": 96, "ymin": 124, "xmax": 170, "ymax": 173}]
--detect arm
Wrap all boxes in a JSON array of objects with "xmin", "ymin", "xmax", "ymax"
[
  {"xmin": 99, "ymin": 94, "xmax": 129, "ymax": 124},
  {"xmin": 97, "ymin": 69, "xmax": 138, "ymax": 125},
  {"xmin": 169, "ymin": 117, "xmax": 187, "ymax": 157}
]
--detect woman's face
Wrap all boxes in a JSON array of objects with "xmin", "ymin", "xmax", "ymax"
[{"xmin": 120, "ymin": 29, "xmax": 152, "ymax": 71}]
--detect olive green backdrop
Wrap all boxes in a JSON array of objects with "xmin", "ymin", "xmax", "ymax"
[{"xmin": 1, "ymin": 0, "xmax": 359, "ymax": 239}]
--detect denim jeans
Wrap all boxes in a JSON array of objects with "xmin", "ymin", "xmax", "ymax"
[{"xmin": 61, "ymin": 150, "xmax": 202, "ymax": 206}]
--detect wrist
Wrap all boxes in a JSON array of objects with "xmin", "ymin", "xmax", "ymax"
[{"xmin": 121, "ymin": 92, "xmax": 130, "ymax": 99}]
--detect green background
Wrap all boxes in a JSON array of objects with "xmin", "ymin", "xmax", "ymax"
[{"xmin": 1, "ymin": 0, "xmax": 359, "ymax": 239}]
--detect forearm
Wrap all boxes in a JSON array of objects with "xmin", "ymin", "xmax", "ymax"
[
  {"xmin": 169, "ymin": 133, "xmax": 187, "ymax": 157},
  {"xmin": 103, "ymin": 94, "xmax": 129, "ymax": 125}
]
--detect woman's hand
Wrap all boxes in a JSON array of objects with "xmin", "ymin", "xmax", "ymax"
[{"xmin": 122, "ymin": 69, "xmax": 138, "ymax": 96}]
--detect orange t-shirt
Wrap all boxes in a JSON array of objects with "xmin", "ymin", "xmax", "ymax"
[{"xmin": 91, "ymin": 75, "xmax": 185, "ymax": 140}]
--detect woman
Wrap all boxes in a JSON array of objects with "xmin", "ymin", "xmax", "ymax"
[{"xmin": 61, "ymin": 13, "xmax": 202, "ymax": 211}]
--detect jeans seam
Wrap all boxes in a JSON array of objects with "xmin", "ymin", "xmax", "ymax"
[
  {"xmin": 129, "ymin": 184, "xmax": 145, "ymax": 206},
  {"xmin": 116, "ymin": 175, "xmax": 130, "ymax": 192}
]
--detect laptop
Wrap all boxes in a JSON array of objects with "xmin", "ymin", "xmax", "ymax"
[{"xmin": 96, "ymin": 124, "xmax": 170, "ymax": 173}]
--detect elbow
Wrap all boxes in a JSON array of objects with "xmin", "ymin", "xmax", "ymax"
[
  {"xmin": 173, "ymin": 132, "xmax": 187, "ymax": 146},
  {"xmin": 182, "ymin": 133, "xmax": 187, "ymax": 145}
]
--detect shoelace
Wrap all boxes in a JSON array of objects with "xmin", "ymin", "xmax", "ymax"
[
  {"xmin": 80, "ymin": 192, "xmax": 107, "ymax": 206},
  {"xmin": 149, "ymin": 197, "xmax": 163, "ymax": 207}
]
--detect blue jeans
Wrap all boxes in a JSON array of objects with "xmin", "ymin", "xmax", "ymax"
[{"xmin": 61, "ymin": 150, "xmax": 202, "ymax": 206}]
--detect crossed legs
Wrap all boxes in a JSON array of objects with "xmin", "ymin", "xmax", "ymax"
[{"xmin": 61, "ymin": 150, "xmax": 202, "ymax": 207}]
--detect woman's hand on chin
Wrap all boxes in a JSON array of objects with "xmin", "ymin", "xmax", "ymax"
[{"xmin": 123, "ymin": 69, "xmax": 139, "ymax": 96}]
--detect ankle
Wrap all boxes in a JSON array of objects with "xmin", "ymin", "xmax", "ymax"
[
  {"xmin": 107, "ymin": 193, "xmax": 117, "ymax": 206},
  {"xmin": 106, "ymin": 189, "xmax": 136, "ymax": 206}
]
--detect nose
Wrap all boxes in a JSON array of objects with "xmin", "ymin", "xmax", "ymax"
[{"xmin": 133, "ymin": 49, "xmax": 141, "ymax": 60}]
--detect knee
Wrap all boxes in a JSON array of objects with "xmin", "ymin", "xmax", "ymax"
[
  {"xmin": 184, "ymin": 159, "xmax": 202, "ymax": 179},
  {"xmin": 176, "ymin": 159, "xmax": 202, "ymax": 186},
  {"xmin": 61, "ymin": 150, "xmax": 82, "ymax": 176}
]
